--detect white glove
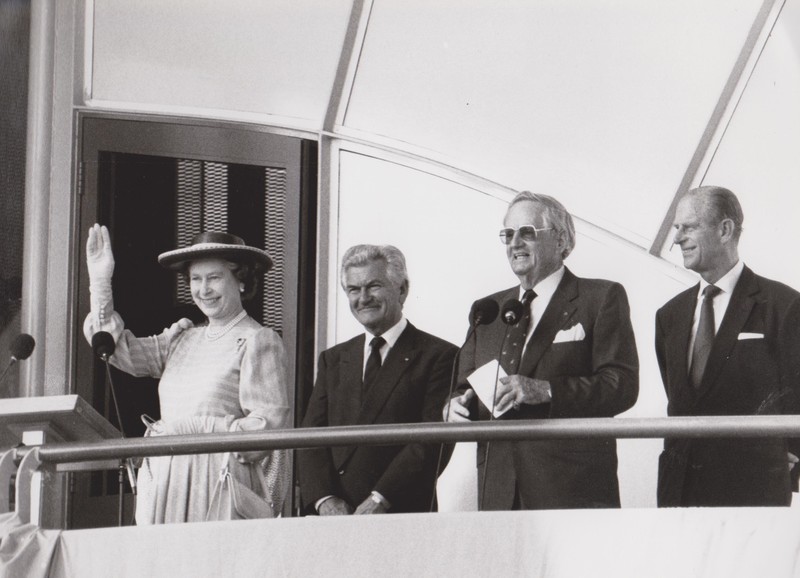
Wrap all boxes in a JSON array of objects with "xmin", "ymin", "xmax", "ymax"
[{"xmin": 86, "ymin": 224, "xmax": 115, "ymax": 328}]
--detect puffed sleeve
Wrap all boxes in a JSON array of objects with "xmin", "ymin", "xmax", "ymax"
[
  {"xmin": 230, "ymin": 326, "xmax": 293, "ymax": 513},
  {"xmin": 231, "ymin": 326, "xmax": 292, "ymax": 432},
  {"xmin": 82, "ymin": 311, "xmax": 192, "ymax": 379}
]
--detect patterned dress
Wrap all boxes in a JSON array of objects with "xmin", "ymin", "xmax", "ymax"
[{"xmin": 84, "ymin": 312, "xmax": 291, "ymax": 524}]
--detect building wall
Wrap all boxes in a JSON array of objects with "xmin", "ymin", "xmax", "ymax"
[{"xmin": 26, "ymin": 0, "xmax": 800, "ymax": 508}]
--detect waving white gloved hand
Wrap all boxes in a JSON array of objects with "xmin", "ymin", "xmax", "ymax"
[
  {"xmin": 87, "ymin": 223, "xmax": 115, "ymax": 278},
  {"xmin": 86, "ymin": 224, "xmax": 115, "ymax": 327}
]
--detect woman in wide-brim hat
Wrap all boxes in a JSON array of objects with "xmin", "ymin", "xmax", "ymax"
[{"xmin": 83, "ymin": 224, "xmax": 291, "ymax": 524}]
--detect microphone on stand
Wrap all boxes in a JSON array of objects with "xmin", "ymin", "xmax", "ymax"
[
  {"xmin": 489, "ymin": 299, "xmax": 524, "ymax": 416},
  {"xmin": 471, "ymin": 298, "xmax": 501, "ymax": 328},
  {"xmin": 501, "ymin": 299, "xmax": 524, "ymax": 325},
  {"xmin": 440, "ymin": 298, "xmax": 501, "ymax": 425},
  {"xmin": 0, "ymin": 334, "xmax": 36, "ymax": 393},
  {"xmin": 92, "ymin": 331, "xmax": 115, "ymax": 362},
  {"xmin": 92, "ymin": 331, "xmax": 137, "ymax": 525},
  {"xmin": 429, "ymin": 298, "xmax": 499, "ymax": 512},
  {"xmin": 479, "ymin": 298, "xmax": 525, "ymax": 510}
]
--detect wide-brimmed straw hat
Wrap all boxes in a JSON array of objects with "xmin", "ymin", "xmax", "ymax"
[{"xmin": 157, "ymin": 232, "xmax": 273, "ymax": 272}]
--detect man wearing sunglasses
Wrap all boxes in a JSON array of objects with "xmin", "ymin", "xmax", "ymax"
[{"xmin": 444, "ymin": 191, "xmax": 639, "ymax": 510}]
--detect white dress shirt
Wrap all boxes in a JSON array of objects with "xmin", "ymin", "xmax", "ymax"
[
  {"xmin": 520, "ymin": 266, "xmax": 566, "ymax": 346},
  {"xmin": 361, "ymin": 317, "xmax": 408, "ymax": 376}
]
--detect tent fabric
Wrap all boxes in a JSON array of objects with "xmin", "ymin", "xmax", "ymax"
[
  {"xmin": 22, "ymin": 507, "xmax": 800, "ymax": 577},
  {"xmin": 0, "ymin": 512, "xmax": 61, "ymax": 578}
]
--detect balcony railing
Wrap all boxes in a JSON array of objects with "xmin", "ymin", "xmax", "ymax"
[
  {"xmin": 6, "ymin": 415, "xmax": 800, "ymax": 526},
  {"xmin": 12, "ymin": 415, "xmax": 800, "ymax": 464}
]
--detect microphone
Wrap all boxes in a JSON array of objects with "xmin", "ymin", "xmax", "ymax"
[
  {"xmin": 0, "ymin": 333, "xmax": 36, "ymax": 393},
  {"xmin": 470, "ymin": 298, "xmax": 500, "ymax": 327},
  {"xmin": 11, "ymin": 334, "xmax": 35, "ymax": 361},
  {"xmin": 501, "ymin": 299, "xmax": 524, "ymax": 325},
  {"xmin": 448, "ymin": 298, "xmax": 501, "ymax": 408},
  {"xmin": 430, "ymin": 298, "xmax": 500, "ymax": 512},
  {"xmin": 92, "ymin": 331, "xmax": 116, "ymax": 362},
  {"xmin": 92, "ymin": 331, "xmax": 137, "ymax": 508},
  {"xmin": 445, "ymin": 298, "xmax": 501, "ymax": 416}
]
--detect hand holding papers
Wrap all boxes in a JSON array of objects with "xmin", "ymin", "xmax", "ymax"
[{"xmin": 467, "ymin": 360, "xmax": 509, "ymax": 418}]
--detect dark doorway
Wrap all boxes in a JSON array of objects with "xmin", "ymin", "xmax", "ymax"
[
  {"xmin": 0, "ymin": 0, "xmax": 30, "ymax": 399},
  {"xmin": 70, "ymin": 115, "xmax": 316, "ymax": 528}
]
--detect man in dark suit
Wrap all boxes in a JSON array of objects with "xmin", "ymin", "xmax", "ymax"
[
  {"xmin": 656, "ymin": 185, "xmax": 800, "ymax": 507},
  {"xmin": 299, "ymin": 244, "xmax": 457, "ymax": 515},
  {"xmin": 445, "ymin": 191, "xmax": 639, "ymax": 510}
]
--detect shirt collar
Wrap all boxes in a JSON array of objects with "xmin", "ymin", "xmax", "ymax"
[
  {"xmin": 366, "ymin": 316, "xmax": 407, "ymax": 349},
  {"xmin": 520, "ymin": 266, "xmax": 565, "ymax": 302},
  {"xmin": 698, "ymin": 260, "xmax": 743, "ymax": 297}
]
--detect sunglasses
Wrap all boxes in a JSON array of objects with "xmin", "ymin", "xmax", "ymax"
[{"xmin": 498, "ymin": 225, "xmax": 554, "ymax": 245}]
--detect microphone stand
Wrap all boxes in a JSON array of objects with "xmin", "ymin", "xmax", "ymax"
[
  {"xmin": 479, "ymin": 324, "xmax": 514, "ymax": 511},
  {"xmin": 100, "ymin": 354, "xmax": 136, "ymax": 526},
  {"xmin": 428, "ymin": 328, "xmax": 473, "ymax": 513},
  {"xmin": 0, "ymin": 358, "xmax": 19, "ymax": 393},
  {"xmin": 0, "ymin": 335, "xmax": 35, "ymax": 395},
  {"xmin": 429, "ymin": 301, "xmax": 499, "ymax": 512}
]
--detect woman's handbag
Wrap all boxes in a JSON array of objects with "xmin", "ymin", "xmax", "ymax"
[{"xmin": 206, "ymin": 453, "xmax": 275, "ymax": 521}]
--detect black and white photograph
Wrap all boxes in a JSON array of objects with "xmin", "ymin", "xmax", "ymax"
[{"xmin": 1, "ymin": 1, "xmax": 800, "ymax": 576}]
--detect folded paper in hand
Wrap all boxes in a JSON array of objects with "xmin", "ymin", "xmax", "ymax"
[
  {"xmin": 468, "ymin": 360, "xmax": 509, "ymax": 418},
  {"xmin": 553, "ymin": 322, "xmax": 586, "ymax": 343}
]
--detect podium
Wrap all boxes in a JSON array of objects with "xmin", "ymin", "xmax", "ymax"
[{"xmin": 0, "ymin": 394, "xmax": 120, "ymax": 528}]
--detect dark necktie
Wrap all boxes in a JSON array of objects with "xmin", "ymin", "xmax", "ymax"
[
  {"xmin": 363, "ymin": 336, "xmax": 386, "ymax": 392},
  {"xmin": 689, "ymin": 285, "xmax": 722, "ymax": 387},
  {"xmin": 502, "ymin": 289, "xmax": 536, "ymax": 374}
]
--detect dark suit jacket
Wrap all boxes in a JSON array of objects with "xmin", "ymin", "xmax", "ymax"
[
  {"xmin": 655, "ymin": 265, "xmax": 800, "ymax": 507},
  {"xmin": 298, "ymin": 322, "xmax": 457, "ymax": 513},
  {"xmin": 457, "ymin": 268, "xmax": 639, "ymax": 510}
]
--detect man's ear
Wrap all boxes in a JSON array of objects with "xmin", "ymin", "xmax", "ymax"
[
  {"xmin": 719, "ymin": 218, "xmax": 735, "ymax": 243},
  {"xmin": 398, "ymin": 280, "xmax": 409, "ymax": 304}
]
